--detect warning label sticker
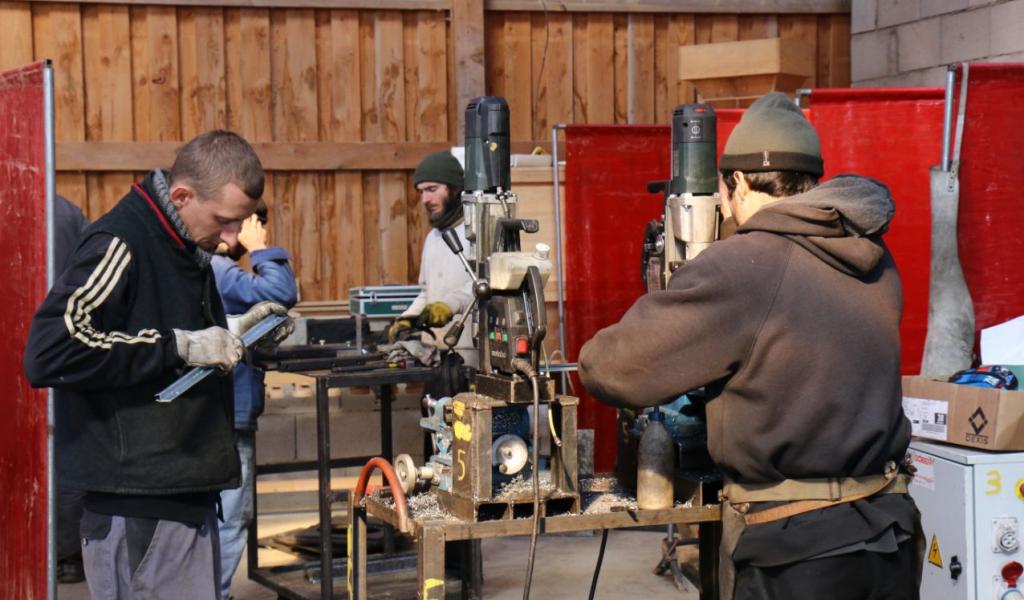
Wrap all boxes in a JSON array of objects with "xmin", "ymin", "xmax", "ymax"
[
  {"xmin": 903, "ymin": 396, "xmax": 949, "ymax": 441},
  {"xmin": 928, "ymin": 534, "xmax": 943, "ymax": 568},
  {"xmin": 910, "ymin": 452, "xmax": 936, "ymax": 491}
]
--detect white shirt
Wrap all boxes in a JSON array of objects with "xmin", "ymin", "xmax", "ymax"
[{"xmin": 403, "ymin": 222, "xmax": 478, "ymax": 366}]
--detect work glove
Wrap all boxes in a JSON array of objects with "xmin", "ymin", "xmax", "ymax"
[
  {"xmin": 417, "ymin": 302, "xmax": 453, "ymax": 328},
  {"xmin": 173, "ymin": 327, "xmax": 244, "ymax": 372},
  {"xmin": 387, "ymin": 318, "xmax": 414, "ymax": 343},
  {"xmin": 235, "ymin": 301, "xmax": 295, "ymax": 350}
]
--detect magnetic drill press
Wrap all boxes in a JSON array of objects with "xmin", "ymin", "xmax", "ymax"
[
  {"xmin": 642, "ymin": 103, "xmax": 722, "ymax": 293},
  {"xmin": 395, "ymin": 96, "xmax": 581, "ymax": 522}
]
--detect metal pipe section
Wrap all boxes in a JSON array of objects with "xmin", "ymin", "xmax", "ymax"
[
  {"xmin": 353, "ymin": 457, "xmax": 410, "ymax": 533},
  {"xmin": 551, "ymin": 124, "xmax": 568, "ymax": 389},
  {"xmin": 942, "ymin": 65, "xmax": 956, "ymax": 172},
  {"xmin": 43, "ymin": 60, "xmax": 57, "ymax": 600}
]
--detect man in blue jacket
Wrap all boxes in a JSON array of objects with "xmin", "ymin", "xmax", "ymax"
[{"xmin": 212, "ymin": 205, "xmax": 297, "ymax": 599}]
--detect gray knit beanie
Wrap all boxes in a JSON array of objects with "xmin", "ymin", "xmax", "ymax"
[
  {"xmin": 414, "ymin": 152, "xmax": 464, "ymax": 188},
  {"xmin": 719, "ymin": 92, "xmax": 823, "ymax": 177}
]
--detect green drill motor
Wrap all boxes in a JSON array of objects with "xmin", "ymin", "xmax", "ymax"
[
  {"xmin": 642, "ymin": 104, "xmax": 722, "ymax": 292},
  {"xmin": 464, "ymin": 96, "xmax": 511, "ymax": 194}
]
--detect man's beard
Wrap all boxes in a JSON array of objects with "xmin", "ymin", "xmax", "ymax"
[{"xmin": 429, "ymin": 187, "xmax": 464, "ymax": 230}]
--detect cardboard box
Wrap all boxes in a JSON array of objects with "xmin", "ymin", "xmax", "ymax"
[{"xmin": 902, "ymin": 375, "xmax": 1024, "ymax": 451}]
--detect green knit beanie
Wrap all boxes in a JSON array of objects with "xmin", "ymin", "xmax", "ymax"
[
  {"xmin": 719, "ymin": 92, "xmax": 823, "ymax": 177},
  {"xmin": 414, "ymin": 152, "xmax": 464, "ymax": 188}
]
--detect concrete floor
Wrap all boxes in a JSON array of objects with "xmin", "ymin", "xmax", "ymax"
[{"xmin": 56, "ymin": 511, "xmax": 700, "ymax": 599}]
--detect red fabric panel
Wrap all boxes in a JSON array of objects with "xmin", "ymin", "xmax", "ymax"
[
  {"xmin": 0, "ymin": 62, "xmax": 48, "ymax": 599},
  {"xmin": 808, "ymin": 88, "xmax": 945, "ymax": 375},
  {"xmin": 564, "ymin": 96, "xmax": 949, "ymax": 470},
  {"xmin": 954, "ymin": 64, "xmax": 1024, "ymax": 334}
]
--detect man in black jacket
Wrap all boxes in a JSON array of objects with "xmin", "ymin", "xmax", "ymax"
[
  {"xmin": 24, "ymin": 131, "xmax": 290, "ymax": 599},
  {"xmin": 579, "ymin": 94, "xmax": 920, "ymax": 600}
]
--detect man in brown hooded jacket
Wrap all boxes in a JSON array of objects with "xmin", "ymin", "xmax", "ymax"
[{"xmin": 579, "ymin": 93, "xmax": 920, "ymax": 599}]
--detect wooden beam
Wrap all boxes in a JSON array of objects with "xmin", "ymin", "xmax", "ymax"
[
  {"xmin": 486, "ymin": 0, "xmax": 850, "ymax": 13},
  {"xmin": 29, "ymin": 0, "xmax": 448, "ymax": 8},
  {"xmin": 452, "ymin": 0, "xmax": 485, "ymax": 137},
  {"xmin": 27, "ymin": 0, "xmax": 849, "ymax": 11},
  {"xmin": 55, "ymin": 141, "xmax": 561, "ymax": 171}
]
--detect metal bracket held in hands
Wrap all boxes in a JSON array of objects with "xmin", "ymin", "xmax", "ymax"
[{"xmin": 155, "ymin": 313, "xmax": 288, "ymax": 403}]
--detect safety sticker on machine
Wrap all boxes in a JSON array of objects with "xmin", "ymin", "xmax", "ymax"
[
  {"xmin": 909, "ymin": 452, "xmax": 936, "ymax": 491},
  {"xmin": 928, "ymin": 534, "xmax": 943, "ymax": 568}
]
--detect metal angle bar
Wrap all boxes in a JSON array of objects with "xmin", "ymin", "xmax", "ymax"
[
  {"xmin": 540, "ymin": 362, "xmax": 578, "ymax": 374},
  {"xmin": 155, "ymin": 313, "xmax": 288, "ymax": 402}
]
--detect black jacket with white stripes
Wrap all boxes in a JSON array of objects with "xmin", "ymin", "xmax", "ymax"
[{"xmin": 24, "ymin": 175, "xmax": 240, "ymax": 496}]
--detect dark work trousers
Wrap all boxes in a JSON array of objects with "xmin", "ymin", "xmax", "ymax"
[
  {"xmin": 58, "ymin": 486, "xmax": 85, "ymax": 560},
  {"xmin": 734, "ymin": 540, "xmax": 919, "ymax": 600}
]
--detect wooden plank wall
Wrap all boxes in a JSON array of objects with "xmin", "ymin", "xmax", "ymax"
[
  {"xmin": 0, "ymin": 2, "xmax": 849, "ymax": 301},
  {"xmin": 485, "ymin": 11, "xmax": 851, "ymax": 134}
]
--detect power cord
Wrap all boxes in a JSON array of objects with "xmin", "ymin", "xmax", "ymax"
[
  {"xmin": 512, "ymin": 358, "xmax": 541, "ymax": 600},
  {"xmin": 588, "ymin": 529, "xmax": 610, "ymax": 600}
]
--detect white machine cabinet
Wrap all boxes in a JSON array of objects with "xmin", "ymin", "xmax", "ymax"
[{"xmin": 909, "ymin": 440, "xmax": 1024, "ymax": 600}]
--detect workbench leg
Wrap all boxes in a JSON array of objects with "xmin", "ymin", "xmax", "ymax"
[
  {"xmin": 418, "ymin": 526, "xmax": 446, "ymax": 600},
  {"xmin": 317, "ymin": 378, "xmax": 335, "ymax": 600},
  {"xmin": 378, "ymin": 384, "xmax": 394, "ymax": 462},
  {"xmin": 377, "ymin": 384, "xmax": 396, "ymax": 555},
  {"xmin": 347, "ymin": 496, "xmax": 367, "ymax": 600},
  {"xmin": 457, "ymin": 540, "xmax": 483, "ymax": 600},
  {"xmin": 698, "ymin": 520, "xmax": 721, "ymax": 600}
]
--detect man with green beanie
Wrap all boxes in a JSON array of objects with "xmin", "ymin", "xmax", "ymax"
[
  {"xmin": 578, "ymin": 93, "xmax": 921, "ymax": 599},
  {"xmin": 389, "ymin": 151, "xmax": 478, "ymax": 368}
]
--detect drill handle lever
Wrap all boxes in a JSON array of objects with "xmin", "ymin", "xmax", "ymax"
[{"xmin": 441, "ymin": 227, "xmax": 464, "ymax": 255}]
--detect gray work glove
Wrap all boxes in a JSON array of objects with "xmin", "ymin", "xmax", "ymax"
[
  {"xmin": 172, "ymin": 327, "xmax": 244, "ymax": 372},
  {"xmin": 235, "ymin": 301, "xmax": 296, "ymax": 350}
]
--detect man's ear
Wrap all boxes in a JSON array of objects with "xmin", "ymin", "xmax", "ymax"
[
  {"xmin": 733, "ymin": 171, "xmax": 750, "ymax": 202},
  {"xmin": 169, "ymin": 184, "xmax": 194, "ymax": 209}
]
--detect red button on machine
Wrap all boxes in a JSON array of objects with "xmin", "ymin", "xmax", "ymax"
[
  {"xmin": 1003, "ymin": 561, "xmax": 1023, "ymax": 588},
  {"xmin": 515, "ymin": 337, "xmax": 529, "ymax": 355}
]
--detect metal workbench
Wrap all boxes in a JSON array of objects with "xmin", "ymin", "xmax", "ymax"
[
  {"xmin": 348, "ymin": 482, "xmax": 723, "ymax": 600},
  {"xmin": 247, "ymin": 365, "xmax": 437, "ymax": 600}
]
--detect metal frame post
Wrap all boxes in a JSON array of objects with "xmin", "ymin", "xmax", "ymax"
[
  {"xmin": 551, "ymin": 124, "xmax": 568, "ymax": 390},
  {"xmin": 317, "ymin": 377, "xmax": 334, "ymax": 599},
  {"xmin": 43, "ymin": 59, "xmax": 57, "ymax": 600},
  {"xmin": 942, "ymin": 65, "xmax": 956, "ymax": 172}
]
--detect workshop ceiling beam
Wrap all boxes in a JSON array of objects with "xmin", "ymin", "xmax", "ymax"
[{"xmin": 55, "ymin": 141, "xmax": 561, "ymax": 171}]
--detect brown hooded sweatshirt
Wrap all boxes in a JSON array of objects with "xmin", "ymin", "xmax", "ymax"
[{"xmin": 579, "ymin": 175, "xmax": 916, "ymax": 565}]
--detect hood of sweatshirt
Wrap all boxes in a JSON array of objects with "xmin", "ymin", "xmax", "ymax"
[{"xmin": 736, "ymin": 175, "xmax": 894, "ymax": 277}]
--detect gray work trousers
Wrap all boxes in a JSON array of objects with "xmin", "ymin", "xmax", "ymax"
[{"xmin": 81, "ymin": 509, "xmax": 221, "ymax": 600}]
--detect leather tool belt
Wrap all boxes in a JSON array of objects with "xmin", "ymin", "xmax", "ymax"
[{"xmin": 717, "ymin": 460, "xmax": 913, "ymax": 599}]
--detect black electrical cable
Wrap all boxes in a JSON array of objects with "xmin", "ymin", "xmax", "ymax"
[
  {"xmin": 588, "ymin": 529, "xmax": 610, "ymax": 600},
  {"xmin": 522, "ymin": 373, "xmax": 540, "ymax": 600},
  {"xmin": 514, "ymin": 359, "xmax": 541, "ymax": 600}
]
